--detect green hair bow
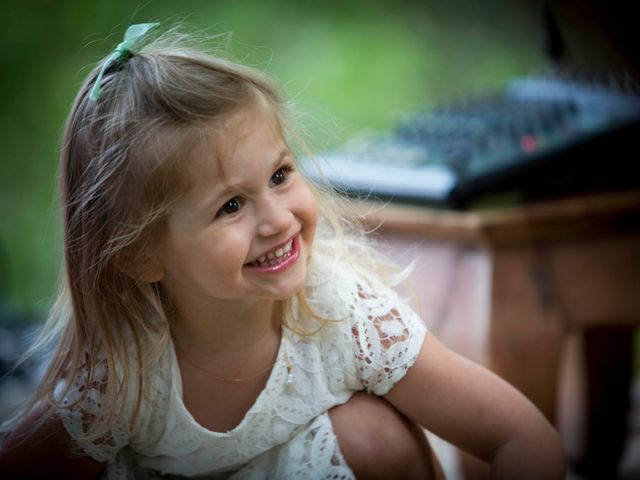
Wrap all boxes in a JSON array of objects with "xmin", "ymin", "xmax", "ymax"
[{"xmin": 89, "ymin": 22, "xmax": 159, "ymax": 101}]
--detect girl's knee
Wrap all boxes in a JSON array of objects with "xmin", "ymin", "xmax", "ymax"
[{"xmin": 329, "ymin": 393, "xmax": 442, "ymax": 480}]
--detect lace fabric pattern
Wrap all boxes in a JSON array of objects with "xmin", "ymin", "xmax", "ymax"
[
  {"xmin": 55, "ymin": 252, "xmax": 427, "ymax": 478},
  {"xmin": 53, "ymin": 353, "xmax": 131, "ymax": 463}
]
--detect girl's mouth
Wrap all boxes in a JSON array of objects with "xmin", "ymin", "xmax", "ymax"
[{"xmin": 245, "ymin": 235, "xmax": 300, "ymax": 273}]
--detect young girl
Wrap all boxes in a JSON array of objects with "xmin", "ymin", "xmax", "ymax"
[{"xmin": 0, "ymin": 23, "xmax": 564, "ymax": 479}]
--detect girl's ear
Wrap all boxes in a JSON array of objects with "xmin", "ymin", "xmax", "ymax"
[
  {"xmin": 135, "ymin": 255, "xmax": 165, "ymax": 283},
  {"xmin": 115, "ymin": 251, "xmax": 164, "ymax": 284}
]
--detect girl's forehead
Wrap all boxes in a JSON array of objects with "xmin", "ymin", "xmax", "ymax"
[
  {"xmin": 186, "ymin": 107, "xmax": 284, "ymax": 188},
  {"xmin": 222, "ymin": 104, "xmax": 283, "ymax": 151}
]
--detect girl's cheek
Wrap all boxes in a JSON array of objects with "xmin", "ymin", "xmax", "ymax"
[
  {"xmin": 291, "ymin": 177, "xmax": 319, "ymax": 230},
  {"xmin": 305, "ymin": 189, "xmax": 319, "ymax": 225}
]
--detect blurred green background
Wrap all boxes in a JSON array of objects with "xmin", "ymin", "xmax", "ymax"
[{"xmin": 0, "ymin": 0, "xmax": 547, "ymax": 322}]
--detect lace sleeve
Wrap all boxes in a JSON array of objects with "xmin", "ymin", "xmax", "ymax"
[
  {"xmin": 53, "ymin": 353, "xmax": 131, "ymax": 463},
  {"xmin": 348, "ymin": 278, "xmax": 427, "ymax": 396}
]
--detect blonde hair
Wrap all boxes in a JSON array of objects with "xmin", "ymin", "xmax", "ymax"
[{"xmin": 9, "ymin": 26, "xmax": 400, "ymax": 446}]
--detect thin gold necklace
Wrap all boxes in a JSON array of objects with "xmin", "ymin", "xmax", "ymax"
[{"xmin": 175, "ymin": 341, "xmax": 294, "ymax": 384}]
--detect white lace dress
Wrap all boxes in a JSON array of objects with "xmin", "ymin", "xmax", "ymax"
[{"xmin": 56, "ymin": 253, "xmax": 427, "ymax": 479}]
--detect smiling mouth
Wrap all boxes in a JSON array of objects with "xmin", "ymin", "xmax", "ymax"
[{"xmin": 247, "ymin": 236, "xmax": 297, "ymax": 269}]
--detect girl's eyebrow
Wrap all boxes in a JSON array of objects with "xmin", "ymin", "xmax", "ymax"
[{"xmin": 199, "ymin": 148, "xmax": 290, "ymax": 211}]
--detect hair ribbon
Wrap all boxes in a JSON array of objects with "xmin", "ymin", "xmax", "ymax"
[{"xmin": 89, "ymin": 22, "xmax": 159, "ymax": 101}]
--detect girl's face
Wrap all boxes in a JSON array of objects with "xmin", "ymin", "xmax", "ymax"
[{"xmin": 155, "ymin": 108, "xmax": 318, "ymax": 315}]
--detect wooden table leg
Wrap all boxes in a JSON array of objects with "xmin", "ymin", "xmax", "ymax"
[
  {"xmin": 459, "ymin": 247, "xmax": 568, "ymax": 479},
  {"xmin": 571, "ymin": 325, "xmax": 635, "ymax": 479},
  {"xmin": 489, "ymin": 246, "xmax": 566, "ymax": 422}
]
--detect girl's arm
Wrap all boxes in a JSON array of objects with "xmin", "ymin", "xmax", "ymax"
[
  {"xmin": 384, "ymin": 334, "xmax": 566, "ymax": 480},
  {"xmin": 0, "ymin": 401, "xmax": 105, "ymax": 479}
]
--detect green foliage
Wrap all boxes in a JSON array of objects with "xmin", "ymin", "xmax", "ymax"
[{"xmin": 0, "ymin": 0, "xmax": 546, "ymax": 322}]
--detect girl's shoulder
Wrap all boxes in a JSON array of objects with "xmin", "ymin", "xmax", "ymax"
[
  {"xmin": 52, "ymin": 332, "xmax": 173, "ymax": 464},
  {"xmin": 305, "ymin": 238, "xmax": 402, "ymax": 316},
  {"xmin": 303, "ymin": 237, "xmax": 428, "ymax": 396},
  {"xmin": 302, "ymin": 237, "xmax": 422, "ymax": 347}
]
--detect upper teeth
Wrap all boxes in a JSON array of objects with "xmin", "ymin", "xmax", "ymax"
[{"xmin": 257, "ymin": 240, "xmax": 293, "ymax": 263}]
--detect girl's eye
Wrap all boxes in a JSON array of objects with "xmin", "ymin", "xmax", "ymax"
[
  {"xmin": 217, "ymin": 197, "xmax": 242, "ymax": 217},
  {"xmin": 270, "ymin": 166, "xmax": 290, "ymax": 187}
]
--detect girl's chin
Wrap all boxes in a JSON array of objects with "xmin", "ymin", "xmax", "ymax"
[{"xmin": 260, "ymin": 270, "xmax": 307, "ymax": 300}]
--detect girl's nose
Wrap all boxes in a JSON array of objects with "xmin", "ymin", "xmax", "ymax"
[{"xmin": 256, "ymin": 197, "xmax": 293, "ymax": 237}]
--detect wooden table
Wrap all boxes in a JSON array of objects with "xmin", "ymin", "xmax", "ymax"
[{"xmin": 345, "ymin": 189, "xmax": 640, "ymax": 477}]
